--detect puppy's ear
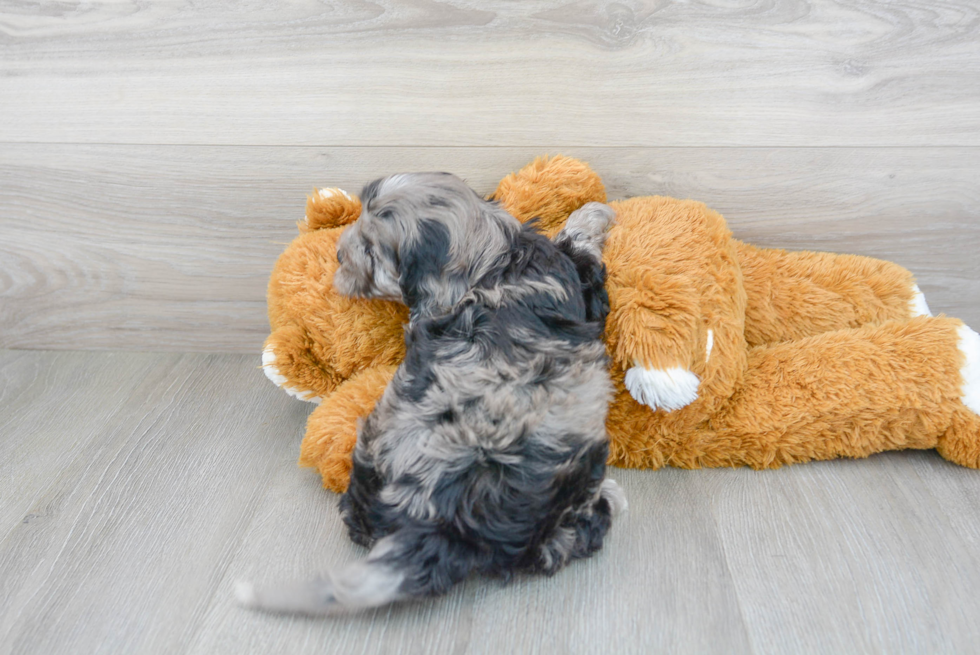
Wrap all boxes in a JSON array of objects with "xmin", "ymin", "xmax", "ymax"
[{"xmin": 398, "ymin": 219, "xmax": 452, "ymax": 308}]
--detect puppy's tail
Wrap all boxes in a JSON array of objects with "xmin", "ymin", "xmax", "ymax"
[{"xmin": 236, "ymin": 526, "xmax": 477, "ymax": 615}]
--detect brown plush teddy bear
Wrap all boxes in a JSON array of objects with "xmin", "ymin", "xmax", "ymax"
[{"xmin": 265, "ymin": 156, "xmax": 980, "ymax": 492}]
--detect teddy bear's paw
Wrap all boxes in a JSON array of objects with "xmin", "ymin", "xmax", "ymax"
[
  {"xmin": 957, "ymin": 324, "xmax": 980, "ymax": 416},
  {"xmin": 624, "ymin": 365, "xmax": 700, "ymax": 412},
  {"xmin": 910, "ymin": 284, "xmax": 933, "ymax": 317},
  {"xmin": 559, "ymin": 202, "xmax": 616, "ymax": 259},
  {"xmin": 262, "ymin": 345, "xmax": 323, "ymax": 404}
]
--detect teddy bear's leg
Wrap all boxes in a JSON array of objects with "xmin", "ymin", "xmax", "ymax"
[
  {"xmin": 263, "ymin": 324, "xmax": 341, "ymax": 403},
  {"xmin": 299, "ymin": 365, "xmax": 398, "ymax": 493},
  {"xmin": 736, "ymin": 241, "xmax": 930, "ymax": 347},
  {"xmin": 695, "ymin": 317, "xmax": 980, "ymax": 469},
  {"xmin": 936, "ymin": 324, "xmax": 980, "ymax": 467}
]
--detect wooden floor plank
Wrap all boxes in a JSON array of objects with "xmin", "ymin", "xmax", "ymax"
[
  {"xmin": 185, "ymin": 457, "xmax": 482, "ymax": 655},
  {"xmin": 712, "ymin": 455, "xmax": 980, "ymax": 653},
  {"xmin": 0, "ymin": 351, "xmax": 180, "ymax": 533},
  {"xmin": 3, "ymin": 145, "xmax": 978, "ymax": 352},
  {"xmin": 460, "ymin": 467, "xmax": 753, "ymax": 655},
  {"xmin": 0, "ymin": 351, "xmax": 312, "ymax": 655},
  {"xmin": 1, "ymin": 1, "xmax": 978, "ymax": 146},
  {"xmin": 5, "ymin": 351, "xmax": 980, "ymax": 653},
  {"xmin": 195, "ymin": 467, "xmax": 751, "ymax": 655}
]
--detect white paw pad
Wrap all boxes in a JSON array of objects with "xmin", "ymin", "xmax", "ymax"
[
  {"xmin": 958, "ymin": 324, "xmax": 980, "ymax": 416},
  {"xmin": 910, "ymin": 284, "xmax": 932, "ymax": 317},
  {"xmin": 624, "ymin": 365, "xmax": 700, "ymax": 412},
  {"xmin": 262, "ymin": 346, "xmax": 322, "ymax": 404}
]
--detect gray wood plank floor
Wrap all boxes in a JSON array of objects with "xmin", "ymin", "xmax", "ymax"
[{"xmin": 4, "ymin": 349, "xmax": 980, "ymax": 654}]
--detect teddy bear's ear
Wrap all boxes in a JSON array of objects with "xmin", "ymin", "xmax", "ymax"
[
  {"xmin": 300, "ymin": 188, "xmax": 363, "ymax": 233},
  {"xmin": 489, "ymin": 155, "xmax": 606, "ymax": 237}
]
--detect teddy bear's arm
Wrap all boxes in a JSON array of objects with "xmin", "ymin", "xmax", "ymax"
[
  {"xmin": 263, "ymin": 325, "xmax": 338, "ymax": 403},
  {"xmin": 606, "ymin": 271, "xmax": 706, "ymax": 412},
  {"xmin": 300, "ymin": 365, "xmax": 398, "ymax": 493},
  {"xmin": 603, "ymin": 197, "xmax": 745, "ymax": 414}
]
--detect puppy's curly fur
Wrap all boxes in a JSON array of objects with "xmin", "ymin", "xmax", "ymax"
[{"xmin": 239, "ymin": 174, "xmax": 624, "ymax": 614}]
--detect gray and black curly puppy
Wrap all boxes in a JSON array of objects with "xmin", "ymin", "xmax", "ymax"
[{"xmin": 238, "ymin": 173, "xmax": 626, "ymax": 614}]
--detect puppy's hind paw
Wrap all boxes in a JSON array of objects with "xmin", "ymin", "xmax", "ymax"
[{"xmin": 624, "ymin": 365, "xmax": 699, "ymax": 412}]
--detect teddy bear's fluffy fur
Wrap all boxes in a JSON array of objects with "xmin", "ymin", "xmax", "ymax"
[{"xmin": 264, "ymin": 156, "xmax": 980, "ymax": 492}]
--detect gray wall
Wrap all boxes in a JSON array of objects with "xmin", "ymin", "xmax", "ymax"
[{"xmin": 2, "ymin": 1, "xmax": 978, "ymax": 352}]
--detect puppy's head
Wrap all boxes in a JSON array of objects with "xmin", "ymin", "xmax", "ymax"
[{"xmin": 334, "ymin": 172, "xmax": 517, "ymax": 313}]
